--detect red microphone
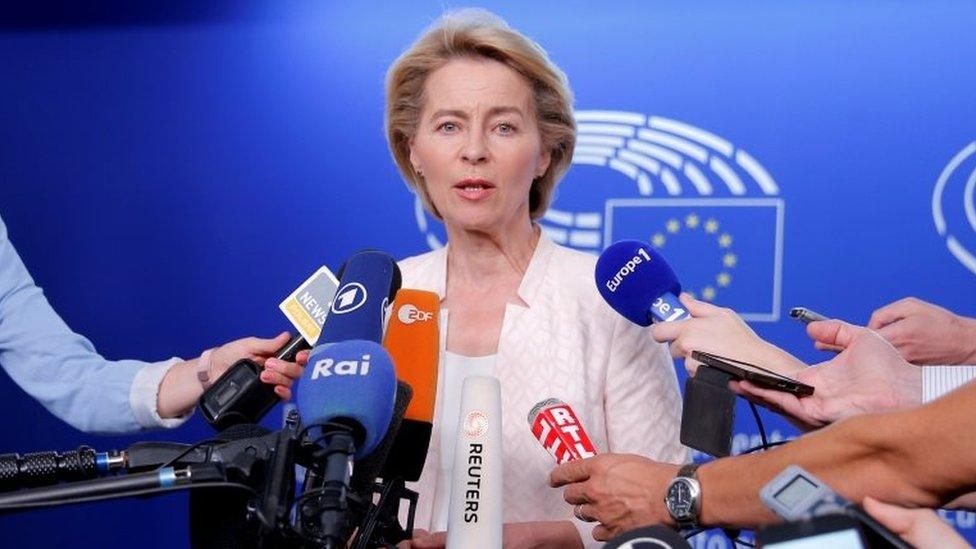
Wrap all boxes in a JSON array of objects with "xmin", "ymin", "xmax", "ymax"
[{"xmin": 527, "ymin": 398, "xmax": 597, "ymax": 463}]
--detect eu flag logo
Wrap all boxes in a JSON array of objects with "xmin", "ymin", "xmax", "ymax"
[{"xmin": 605, "ymin": 198, "xmax": 784, "ymax": 320}]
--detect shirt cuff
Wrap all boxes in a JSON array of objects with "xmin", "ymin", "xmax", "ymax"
[
  {"xmin": 922, "ymin": 365, "xmax": 976, "ymax": 403},
  {"xmin": 130, "ymin": 358, "xmax": 194, "ymax": 429}
]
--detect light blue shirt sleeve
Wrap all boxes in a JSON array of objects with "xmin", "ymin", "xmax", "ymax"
[{"xmin": 0, "ymin": 214, "xmax": 191, "ymax": 433}]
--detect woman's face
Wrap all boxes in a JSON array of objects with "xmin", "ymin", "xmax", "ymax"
[{"xmin": 409, "ymin": 57, "xmax": 550, "ymax": 234}]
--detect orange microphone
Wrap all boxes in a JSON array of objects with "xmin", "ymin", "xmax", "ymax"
[{"xmin": 380, "ymin": 288, "xmax": 440, "ymax": 481}]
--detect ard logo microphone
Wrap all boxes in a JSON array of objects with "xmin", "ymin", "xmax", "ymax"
[{"xmin": 528, "ymin": 398, "xmax": 597, "ymax": 463}]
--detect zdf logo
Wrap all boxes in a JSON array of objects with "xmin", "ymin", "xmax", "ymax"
[
  {"xmin": 397, "ymin": 303, "xmax": 433, "ymax": 324},
  {"xmin": 310, "ymin": 355, "xmax": 372, "ymax": 379}
]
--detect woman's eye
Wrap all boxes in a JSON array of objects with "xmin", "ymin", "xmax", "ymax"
[
  {"xmin": 437, "ymin": 122, "xmax": 459, "ymax": 133},
  {"xmin": 497, "ymin": 123, "xmax": 516, "ymax": 134}
]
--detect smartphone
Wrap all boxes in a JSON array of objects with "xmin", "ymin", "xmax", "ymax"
[
  {"xmin": 789, "ymin": 307, "xmax": 827, "ymax": 324},
  {"xmin": 691, "ymin": 350, "xmax": 815, "ymax": 397}
]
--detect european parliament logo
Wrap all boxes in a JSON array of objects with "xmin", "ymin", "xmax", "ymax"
[
  {"xmin": 412, "ymin": 110, "xmax": 785, "ymax": 321},
  {"xmin": 932, "ymin": 141, "xmax": 976, "ymax": 276}
]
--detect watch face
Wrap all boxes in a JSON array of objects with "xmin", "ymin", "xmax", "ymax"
[{"xmin": 667, "ymin": 479, "xmax": 696, "ymax": 518}]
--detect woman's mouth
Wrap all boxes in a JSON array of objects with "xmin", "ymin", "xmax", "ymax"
[{"xmin": 454, "ymin": 179, "xmax": 495, "ymax": 200}]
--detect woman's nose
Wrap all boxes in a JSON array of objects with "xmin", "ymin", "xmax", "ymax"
[{"xmin": 460, "ymin": 132, "xmax": 489, "ymax": 165}]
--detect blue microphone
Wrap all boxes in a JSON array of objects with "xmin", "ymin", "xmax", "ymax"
[
  {"xmin": 297, "ymin": 339, "xmax": 397, "ymax": 459},
  {"xmin": 595, "ymin": 240, "xmax": 689, "ymax": 325},
  {"xmin": 296, "ymin": 339, "xmax": 397, "ymax": 548},
  {"xmin": 317, "ymin": 250, "xmax": 401, "ymax": 346}
]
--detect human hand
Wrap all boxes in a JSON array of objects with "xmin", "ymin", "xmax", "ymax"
[
  {"xmin": 734, "ymin": 321, "xmax": 922, "ymax": 431},
  {"xmin": 550, "ymin": 454, "xmax": 680, "ymax": 542},
  {"xmin": 868, "ymin": 297, "xmax": 976, "ymax": 365},
  {"xmin": 209, "ymin": 331, "xmax": 310, "ymax": 400},
  {"xmin": 862, "ymin": 497, "xmax": 968, "ymax": 549},
  {"xmin": 651, "ymin": 293, "xmax": 806, "ymax": 376},
  {"xmin": 158, "ymin": 332, "xmax": 310, "ymax": 418}
]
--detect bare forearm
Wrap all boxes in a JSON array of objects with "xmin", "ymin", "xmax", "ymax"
[
  {"xmin": 157, "ymin": 358, "xmax": 204, "ymax": 418},
  {"xmin": 699, "ymin": 383, "xmax": 976, "ymax": 528}
]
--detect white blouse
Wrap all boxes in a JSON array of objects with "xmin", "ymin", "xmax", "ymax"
[{"xmin": 397, "ymin": 233, "xmax": 688, "ymax": 547}]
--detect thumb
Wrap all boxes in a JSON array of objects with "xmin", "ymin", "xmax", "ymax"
[{"xmin": 862, "ymin": 497, "xmax": 913, "ymax": 537}]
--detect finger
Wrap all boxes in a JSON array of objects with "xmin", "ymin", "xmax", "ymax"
[
  {"xmin": 562, "ymin": 482, "xmax": 592, "ymax": 504},
  {"xmin": 684, "ymin": 357, "xmax": 702, "ymax": 376},
  {"xmin": 807, "ymin": 320, "xmax": 862, "ymax": 349},
  {"xmin": 295, "ymin": 349, "xmax": 311, "ymax": 366},
  {"xmin": 679, "ymin": 292, "xmax": 723, "ymax": 317},
  {"xmin": 861, "ymin": 497, "xmax": 913, "ymax": 536},
  {"xmin": 260, "ymin": 369, "xmax": 295, "ymax": 389},
  {"xmin": 738, "ymin": 380, "xmax": 810, "ymax": 422},
  {"xmin": 274, "ymin": 385, "xmax": 292, "ymax": 401},
  {"xmin": 874, "ymin": 323, "xmax": 906, "ymax": 347},
  {"xmin": 592, "ymin": 524, "xmax": 613, "ymax": 542},
  {"xmin": 550, "ymin": 458, "xmax": 592, "ymax": 487},
  {"xmin": 650, "ymin": 321, "xmax": 683, "ymax": 343},
  {"xmin": 249, "ymin": 331, "xmax": 293, "ymax": 356},
  {"xmin": 814, "ymin": 341, "xmax": 845, "ymax": 352},
  {"xmin": 868, "ymin": 299, "xmax": 914, "ymax": 329},
  {"xmin": 410, "ymin": 531, "xmax": 446, "ymax": 549},
  {"xmin": 265, "ymin": 358, "xmax": 304, "ymax": 380}
]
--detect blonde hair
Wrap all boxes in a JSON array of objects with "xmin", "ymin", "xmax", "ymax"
[{"xmin": 385, "ymin": 9, "xmax": 576, "ymax": 220}]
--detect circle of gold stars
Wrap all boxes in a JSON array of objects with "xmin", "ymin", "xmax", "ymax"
[{"xmin": 650, "ymin": 212, "xmax": 737, "ymax": 302}]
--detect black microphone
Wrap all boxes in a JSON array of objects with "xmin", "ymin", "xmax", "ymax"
[{"xmin": 0, "ymin": 446, "xmax": 120, "ymax": 492}]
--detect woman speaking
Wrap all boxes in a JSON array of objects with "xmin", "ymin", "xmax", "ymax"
[{"xmin": 385, "ymin": 10, "xmax": 687, "ymax": 548}]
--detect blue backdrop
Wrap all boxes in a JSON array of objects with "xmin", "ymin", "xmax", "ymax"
[{"xmin": 1, "ymin": 2, "xmax": 975, "ymax": 546}]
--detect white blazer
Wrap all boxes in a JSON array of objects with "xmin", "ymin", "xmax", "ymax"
[{"xmin": 398, "ymin": 233, "xmax": 688, "ymax": 546}]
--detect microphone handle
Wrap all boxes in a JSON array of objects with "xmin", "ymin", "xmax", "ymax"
[
  {"xmin": 275, "ymin": 333, "xmax": 311, "ymax": 362},
  {"xmin": 0, "ymin": 464, "xmax": 226, "ymax": 508},
  {"xmin": 0, "ymin": 446, "xmax": 118, "ymax": 492}
]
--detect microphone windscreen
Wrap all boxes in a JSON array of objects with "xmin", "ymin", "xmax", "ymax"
[
  {"xmin": 317, "ymin": 250, "xmax": 401, "ymax": 345},
  {"xmin": 595, "ymin": 240, "xmax": 682, "ymax": 326},
  {"xmin": 350, "ymin": 380, "xmax": 413, "ymax": 494},
  {"xmin": 296, "ymin": 340, "xmax": 397, "ymax": 459},
  {"xmin": 446, "ymin": 376, "xmax": 503, "ymax": 549},
  {"xmin": 602, "ymin": 525, "xmax": 692, "ymax": 548},
  {"xmin": 381, "ymin": 289, "xmax": 440, "ymax": 481}
]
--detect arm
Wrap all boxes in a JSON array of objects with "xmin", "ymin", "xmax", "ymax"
[
  {"xmin": 651, "ymin": 293, "xmax": 807, "ymax": 377},
  {"xmin": 551, "ymin": 379, "xmax": 976, "ymax": 537},
  {"xmin": 700, "ymin": 381, "xmax": 976, "ymax": 528},
  {"xmin": 868, "ymin": 297, "xmax": 976, "ymax": 365},
  {"xmin": 0, "ymin": 216, "xmax": 306, "ymax": 433}
]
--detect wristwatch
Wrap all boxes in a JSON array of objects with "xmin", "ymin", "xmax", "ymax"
[{"xmin": 664, "ymin": 463, "xmax": 702, "ymax": 529}]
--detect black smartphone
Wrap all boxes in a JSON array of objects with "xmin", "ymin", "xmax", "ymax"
[
  {"xmin": 691, "ymin": 350, "xmax": 815, "ymax": 397},
  {"xmin": 789, "ymin": 307, "xmax": 827, "ymax": 324}
]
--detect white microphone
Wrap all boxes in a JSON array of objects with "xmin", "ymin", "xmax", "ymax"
[{"xmin": 446, "ymin": 376, "xmax": 503, "ymax": 549}]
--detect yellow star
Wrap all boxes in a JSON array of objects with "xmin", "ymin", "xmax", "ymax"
[
  {"xmin": 704, "ymin": 219, "xmax": 719, "ymax": 234},
  {"xmin": 717, "ymin": 272, "xmax": 731, "ymax": 287},
  {"xmin": 718, "ymin": 233, "xmax": 733, "ymax": 248},
  {"xmin": 702, "ymin": 286, "xmax": 716, "ymax": 301},
  {"xmin": 666, "ymin": 219, "xmax": 681, "ymax": 234},
  {"xmin": 685, "ymin": 213, "xmax": 700, "ymax": 229},
  {"xmin": 723, "ymin": 253, "xmax": 738, "ymax": 268},
  {"xmin": 651, "ymin": 233, "xmax": 666, "ymax": 248}
]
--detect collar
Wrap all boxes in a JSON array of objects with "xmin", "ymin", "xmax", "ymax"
[{"xmin": 424, "ymin": 226, "xmax": 556, "ymax": 308}]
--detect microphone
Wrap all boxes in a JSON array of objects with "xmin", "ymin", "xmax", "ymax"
[
  {"xmin": 381, "ymin": 289, "xmax": 440, "ymax": 481},
  {"xmin": 446, "ymin": 376, "xmax": 503, "ymax": 549},
  {"xmin": 595, "ymin": 240, "xmax": 688, "ymax": 325},
  {"xmin": 527, "ymin": 399, "xmax": 597, "ymax": 463},
  {"xmin": 198, "ymin": 264, "xmax": 341, "ymax": 430},
  {"xmin": 296, "ymin": 339, "xmax": 398, "ymax": 548},
  {"xmin": 318, "ymin": 250, "xmax": 401, "ymax": 345},
  {"xmin": 0, "ymin": 447, "xmax": 121, "ymax": 492}
]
